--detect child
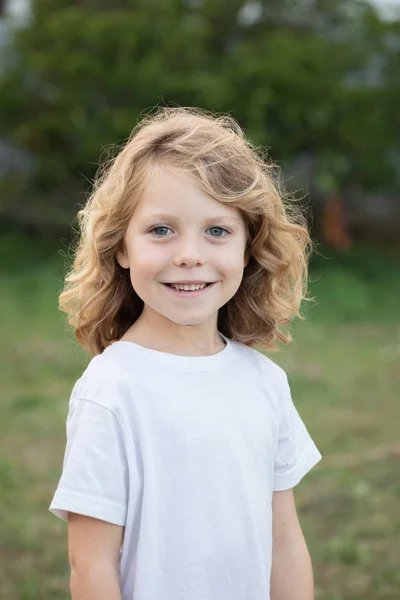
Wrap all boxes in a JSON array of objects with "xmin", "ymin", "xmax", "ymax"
[{"xmin": 50, "ymin": 106, "xmax": 322, "ymax": 600}]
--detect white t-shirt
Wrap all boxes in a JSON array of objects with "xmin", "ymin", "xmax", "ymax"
[{"xmin": 49, "ymin": 333, "xmax": 322, "ymax": 600}]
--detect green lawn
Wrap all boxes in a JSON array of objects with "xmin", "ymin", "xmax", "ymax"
[{"xmin": 0, "ymin": 236, "xmax": 399, "ymax": 599}]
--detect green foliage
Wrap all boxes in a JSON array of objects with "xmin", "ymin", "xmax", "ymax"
[
  {"xmin": 0, "ymin": 0, "xmax": 399, "ymax": 233},
  {"xmin": 308, "ymin": 244, "xmax": 400, "ymax": 322}
]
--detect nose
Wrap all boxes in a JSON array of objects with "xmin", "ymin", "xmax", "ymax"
[{"xmin": 173, "ymin": 235, "xmax": 205, "ymax": 268}]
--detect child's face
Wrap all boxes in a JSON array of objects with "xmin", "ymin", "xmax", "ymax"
[{"xmin": 117, "ymin": 166, "xmax": 249, "ymax": 330}]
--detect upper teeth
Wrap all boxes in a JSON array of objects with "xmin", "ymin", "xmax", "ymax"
[{"xmin": 171, "ymin": 283, "xmax": 207, "ymax": 291}]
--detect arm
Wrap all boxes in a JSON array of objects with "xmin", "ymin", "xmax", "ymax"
[
  {"xmin": 270, "ymin": 489, "xmax": 314, "ymax": 600},
  {"xmin": 68, "ymin": 512, "xmax": 124, "ymax": 600}
]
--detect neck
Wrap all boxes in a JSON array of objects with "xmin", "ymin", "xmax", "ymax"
[{"xmin": 121, "ymin": 308, "xmax": 225, "ymax": 356}]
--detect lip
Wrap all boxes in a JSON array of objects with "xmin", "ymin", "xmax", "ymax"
[
  {"xmin": 163, "ymin": 281, "xmax": 212, "ymax": 285},
  {"xmin": 161, "ymin": 282, "xmax": 217, "ymax": 298}
]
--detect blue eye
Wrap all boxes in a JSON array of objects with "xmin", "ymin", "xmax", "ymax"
[
  {"xmin": 208, "ymin": 227, "xmax": 229, "ymax": 237},
  {"xmin": 151, "ymin": 226, "xmax": 171, "ymax": 236},
  {"xmin": 150, "ymin": 226, "xmax": 229, "ymax": 237}
]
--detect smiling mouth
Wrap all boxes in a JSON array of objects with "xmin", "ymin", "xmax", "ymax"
[
  {"xmin": 164, "ymin": 282, "xmax": 212, "ymax": 289},
  {"xmin": 162, "ymin": 282, "xmax": 215, "ymax": 292}
]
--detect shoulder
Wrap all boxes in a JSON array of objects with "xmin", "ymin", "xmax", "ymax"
[
  {"xmin": 231, "ymin": 339, "xmax": 288, "ymax": 391},
  {"xmin": 72, "ymin": 344, "xmax": 135, "ymax": 414},
  {"xmin": 229, "ymin": 341, "xmax": 291, "ymax": 421}
]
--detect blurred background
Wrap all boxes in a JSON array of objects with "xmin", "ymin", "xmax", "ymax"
[{"xmin": 0, "ymin": 1, "xmax": 399, "ymax": 598}]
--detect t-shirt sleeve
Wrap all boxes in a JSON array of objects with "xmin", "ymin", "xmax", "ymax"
[
  {"xmin": 49, "ymin": 396, "xmax": 129, "ymax": 526},
  {"xmin": 273, "ymin": 372, "xmax": 322, "ymax": 491}
]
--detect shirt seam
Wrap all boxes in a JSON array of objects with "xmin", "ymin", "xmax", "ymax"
[
  {"xmin": 52, "ymin": 488, "xmax": 127, "ymax": 511},
  {"xmin": 273, "ymin": 444, "xmax": 321, "ymax": 479}
]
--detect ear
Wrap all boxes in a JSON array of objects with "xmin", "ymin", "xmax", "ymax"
[{"xmin": 116, "ymin": 245, "xmax": 130, "ymax": 269}]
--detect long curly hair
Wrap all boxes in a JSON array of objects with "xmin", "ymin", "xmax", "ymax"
[{"xmin": 60, "ymin": 106, "xmax": 313, "ymax": 357}]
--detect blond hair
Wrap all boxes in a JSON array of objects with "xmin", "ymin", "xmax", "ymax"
[{"xmin": 60, "ymin": 106, "xmax": 312, "ymax": 356}]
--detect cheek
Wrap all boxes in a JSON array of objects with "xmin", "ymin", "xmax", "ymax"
[
  {"xmin": 129, "ymin": 243, "xmax": 167, "ymax": 277},
  {"xmin": 217, "ymin": 247, "xmax": 247, "ymax": 273}
]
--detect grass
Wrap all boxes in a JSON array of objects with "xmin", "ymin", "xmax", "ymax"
[{"xmin": 0, "ymin": 234, "xmax": 399, "ymax": 599}]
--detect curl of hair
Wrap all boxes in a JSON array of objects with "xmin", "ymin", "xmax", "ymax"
[{"xmin": 59, "ymin": 106, "xmax": 313, "ymax": 357}]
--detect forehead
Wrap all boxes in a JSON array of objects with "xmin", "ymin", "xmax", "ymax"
[{"xmin": 135, "ymin": 166, "xmax": 243, "ymax": 222}]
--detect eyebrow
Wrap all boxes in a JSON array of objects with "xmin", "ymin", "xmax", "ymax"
[{"xmin": 142, "ymin": 213, "xmax": 241, "ymax": 223}]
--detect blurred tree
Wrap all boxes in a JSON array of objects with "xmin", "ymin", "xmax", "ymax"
[{"xmin": 0, "ymin": 0, "xmax": 398, "ymax": 236}]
